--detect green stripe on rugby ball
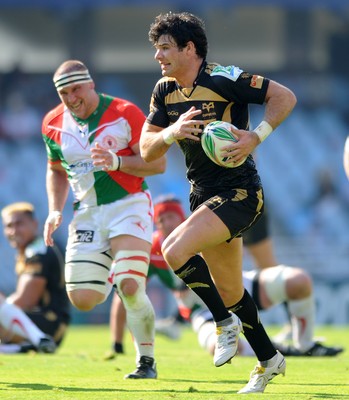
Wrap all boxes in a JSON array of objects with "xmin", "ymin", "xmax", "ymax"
[{"xmin": 201, "ymin": 121, "xmax": 238, "ymax": 166}]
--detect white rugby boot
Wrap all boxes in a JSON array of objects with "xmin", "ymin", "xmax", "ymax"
[
  {"xmin": 213, "ymin": 313, "xmax": 242, "ymax": 367},
  {"xmin": 238, "ymin": 350, "xmax": 286, "ymax": 394}
]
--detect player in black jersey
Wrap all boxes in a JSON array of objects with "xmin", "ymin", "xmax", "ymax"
[
  {"xmin": 140, "ymin": 12, "xmax": 296, "ymax": 394},
  {"xmin": 0, "ymin": 202, "xmax": 70, "ymax": 353}
]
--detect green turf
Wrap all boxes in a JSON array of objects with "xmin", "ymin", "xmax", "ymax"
[{"xmin": 0, "ymin": 325, "xmax": 348, "ymax": 399}]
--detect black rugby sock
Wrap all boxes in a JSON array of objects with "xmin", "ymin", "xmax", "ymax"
[
  {"xmin": 175, "ymin": 255, "xmax": 231, "ymax": 323},
  {"xmin": 228, "ymin": 289, "xmax": 276, "ymax": 361},
  {"xmin": 113, "ymin": 342, "xmax": 124, "ymax": 354}
]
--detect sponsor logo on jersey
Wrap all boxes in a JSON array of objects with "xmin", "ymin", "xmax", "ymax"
[
  {"xmin": 168, "ymin": 110, "xmax": 179, "ymax": 116},
  {"xmin": 250, "ymin": 75, "xmax": 263, "ymax": 89},
  {"xmin": 69, "ymin": 160, "xmax": 95, "ymax": 175},
  {"xmin": 74, "ymin": 230, "xmax": 95, "ymax": 243},
  {"xmin": 211, "ymin": 65, "xmax": 243, "ymax": 81}
]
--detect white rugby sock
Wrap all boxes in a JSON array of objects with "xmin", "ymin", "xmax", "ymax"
[
  {"xmin": 0, "ymin": 301, "xmax": 45, "ymax": 346},
  {"xmin": 112, "ymin": 250, "xmax": 155, "ymax": 361},
  {"xmin": 288, "ymin": 295, "xmax": 315, "ymax": 352},
  {"xmin": 0, "ymin": 343, "xmax": 22, "ymax": 353},
  {"xmin": 123, "ymin": 294, "xmax": 155, "ymax": 361}
]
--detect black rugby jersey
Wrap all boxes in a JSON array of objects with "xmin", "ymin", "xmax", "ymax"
[
  {"xmin": 16, "ymin": 237, "xmax": 70, "ymax": 323},
  {"xmin": 146, "ymin": 62, "xmax": 269, "ymax": 190}
]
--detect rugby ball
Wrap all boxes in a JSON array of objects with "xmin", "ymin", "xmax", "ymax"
[{"xmin": 201, "ymin": 121, "xmax": 247, "ymax": 168}]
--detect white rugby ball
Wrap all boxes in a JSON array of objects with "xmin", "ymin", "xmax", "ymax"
[{"xmin": 201, "ymin": 121, "xmax": 247, "ymax": 168}]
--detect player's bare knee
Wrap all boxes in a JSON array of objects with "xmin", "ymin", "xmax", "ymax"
[
  {"xmin": 162, "ymin": 240, "xmax": 187, "ymax": 269},
  {"xmin": 286, "ymin": 268, "xmax": 312, "ymax": 299},
  {"xmin": 67, "ymin": 289, "xmax": 104, "ymax": 311},
  {"xmin": 162, "ymin": 245, "xmax": 175, "ymax": 267}
]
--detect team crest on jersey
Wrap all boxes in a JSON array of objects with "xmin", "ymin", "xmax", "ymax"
[
  {"xmin": 101, "ymin": 135, "xmax": 118, "ymax": 150},
  {"xmin": 240, "ymin": 72, "xmax": 251, "ymax": 79},
  {"xmin": 201, "ymin": 102, "xmax": 216, "ymax": 119},
  {"xmin": 202, "ymin": 102, "xmax": 214, "ymax": 112},
  {"xmin": 73, "ymin": 230, "xmax": 94, "ymax": 243}
]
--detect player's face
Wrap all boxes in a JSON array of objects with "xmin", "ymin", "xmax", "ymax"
[
  {"xmin": 57, "ymin": 82, "xmax": 98, "ymax": 119},
  {"xmin": 154, "ymin": 35, "xmax": 190, "ymax": 80},
  {"xmin": 155, "ymin": 211, "xmax": 183, "ymax": 238},
  {"xmin": 2, "ymin": 212, "xmax": 37, "ymax": 251}
]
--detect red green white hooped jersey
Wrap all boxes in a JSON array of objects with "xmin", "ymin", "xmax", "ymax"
[{"xmin": 42, "ymin": 93, "xmax": 148, "ymax": 210}]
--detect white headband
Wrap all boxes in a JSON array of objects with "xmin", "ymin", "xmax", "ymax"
[{"xmin": 54, "ymin": 70, "xmax": 92, "ymax": 90}]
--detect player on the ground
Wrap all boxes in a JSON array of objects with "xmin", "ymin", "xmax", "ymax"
[
  {"xmin": 0, "ymin": 202, "xmax": 70, "ymax": 354},
  {"xmin": 187, "ymin": 267, "xmax": 344, "ymax": 358}
]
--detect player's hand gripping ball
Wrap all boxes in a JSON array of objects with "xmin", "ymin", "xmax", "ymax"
[{"xmin": 201, "ymin": 121, "xmax": 247, "ymax": 168}]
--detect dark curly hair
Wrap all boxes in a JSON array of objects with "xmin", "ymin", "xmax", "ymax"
[{"xmin": 148, "ymin": 12, "xmax": 208, "ymax": 59}]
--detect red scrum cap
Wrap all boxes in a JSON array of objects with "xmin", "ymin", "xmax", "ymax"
[{"xmin": 153, "ymin": 196, "xmax": 186, "ymax": 223}]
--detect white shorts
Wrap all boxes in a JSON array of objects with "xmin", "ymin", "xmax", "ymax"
[{"xmin": 66, "ymin": 191, "xmax": 153, "ymax": 258}]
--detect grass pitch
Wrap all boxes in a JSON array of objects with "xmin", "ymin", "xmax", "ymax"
[{"xmin": 0, "ymin": 324, "xmax": 348, "ymax": 399}]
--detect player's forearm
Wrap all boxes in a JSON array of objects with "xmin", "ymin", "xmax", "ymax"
[
  {"xmin": 120, "ymin": 154, "xmax": 167, "ymax": 177},
  {"xmin": 46, "ymin": 167, "xmax": 69, "ymax": 212},
  {"xmin": 140, "ymin": 125, "xmax": 172, "ymax": 162}
]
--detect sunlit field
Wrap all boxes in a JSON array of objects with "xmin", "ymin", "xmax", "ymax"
[{"xmin": 0, "ymin": 324, "xmax": 347, "ymax": 399}]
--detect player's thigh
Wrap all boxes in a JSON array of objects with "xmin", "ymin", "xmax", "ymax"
[
  {"xmin": 65, "ymin": 253, "xmax": 111, "ymax": 310},
  {"xmin": 65, "ymin": 250, "xmax": 112, "ymax": 294},
  {"xmin": 165, "ymin": 205, "xmax": 231, "ymax": 258},
  {"xmin": 110, "ymin": 235, "xmax": 151, "ymax": 256}
]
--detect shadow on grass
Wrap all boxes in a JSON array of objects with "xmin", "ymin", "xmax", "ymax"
[
  {"xmin": 310, "ymin": 396, "xmax": 349, "ymax": 399},
  {"xmin": 2, "ymin": 381, "xmax": 348, "ymax": 397},
  {"xmin": 0, "ymin": 381, "xmax": 238, "ymax": 395},
  {"xmin": 163, "ymin": 378, "xmax": 246, "ymax": 384}
]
